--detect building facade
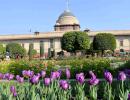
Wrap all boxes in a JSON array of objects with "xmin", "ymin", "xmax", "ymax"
[{"xmin": 0, "ymin": 10, "xmax": 130, "ymax": 56}]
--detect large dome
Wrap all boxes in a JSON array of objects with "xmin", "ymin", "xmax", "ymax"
[{"xmin": 56, "ymin": 10, "xmax": 79, "ymax": 25}]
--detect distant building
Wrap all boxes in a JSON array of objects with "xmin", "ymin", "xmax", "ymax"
[{"xmin": 0, "ymin": 9, "xmax": 130, "ymax": 56}]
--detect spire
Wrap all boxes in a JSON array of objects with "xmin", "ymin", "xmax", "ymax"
[{"xmin": 66, "ymin": 0, "xmax": 70, "ymax": 11}]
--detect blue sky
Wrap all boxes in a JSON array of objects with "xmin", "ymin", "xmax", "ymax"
[{"xmin": 0, "ymin": 0, "xmax": 130, "ymax": 35}]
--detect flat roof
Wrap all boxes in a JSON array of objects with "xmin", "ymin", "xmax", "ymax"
[{"xmin": 0, "ymin": 30, "xmax": 130, "ymax": 41}]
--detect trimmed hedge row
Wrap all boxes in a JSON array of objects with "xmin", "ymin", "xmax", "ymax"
[{"xmin": 0, "ymin": 58, "xmax": 127, "ymax": 78}]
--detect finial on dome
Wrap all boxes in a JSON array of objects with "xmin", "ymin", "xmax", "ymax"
[{"xmin": 66, "ymin": 0, "xmax": 70, "ymax": 11}]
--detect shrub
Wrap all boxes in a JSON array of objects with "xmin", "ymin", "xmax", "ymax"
[
  {"xmin": 93, "ymin": 33, "xmax": 116, "ymax": 55},
  {"xmin": 61, "ymin": 31, "xmax": 90, "ymax": 53},
  {"xmin": 46, "ymin": 58, "xmax": 112, "ymax": 78},
  {"xmin": 116, "ymin": 60, "xmax": 130, "ymax": 71},
  {"xmin": 0, "ymin": 58, "xmax": 128, "ymax": 78},
  {"xmin": 32, "ymin": 49, "xmax": 37, "ymax": 56},
  {"xmin": 6, "ymin": 43, "xmax": 26, "ymax": 59},
  {"xmin": 9, "ymin": 60, "xmax": 46, "ymax": 75},
  {"xmin": 0, "ymin": 61, "xmax": 9, "ymax": 73}
]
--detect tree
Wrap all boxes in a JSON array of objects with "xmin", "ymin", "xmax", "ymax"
[
  {"xmin": 0, "ymin": 44, "xmax": 6, "ymax": 60},
  {"xmin": 40, "ymin": 41, "xmax": 44, "ymax": 58},
  {"xmin": 28, "ymin": 43, "xmax": 34, "ymax": 60},
  {"xmin": 61, "ymin": 31, "xmax": 90, "ymax": 53},
  {"xmin": 6, "ymin": 43, "xmax": 26, "ymax": 59},
  {"xmin": 93, "ymin": 33, "xmax": 116, "ymax": 56}
]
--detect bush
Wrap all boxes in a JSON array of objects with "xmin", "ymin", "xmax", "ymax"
[
  {"xmin": 0, "ymin": 61, "xmax": 9, "ymax": 73},
  {"xmin": 93, "ymin": 33, "xmax": 116, "ymax": 55},
  {"xmin": 8, "ymin": 59, "xmax": 46, "ymax": 75},
  {"xmin": 32, "ymin": 49, "xmax": 37, "ymax": 56},
  {"xmin": 0, "ymin": 58, "xmax": 128, "ymax": 78},
  {"xmin": 116, "ymin": 60, "xmax": 130, "ymax": 71},
  {"xmin": 6, "ymin": 43, "xmax": 26, "ymax": 59},
  {"xmin": 61, "ymin": 31, "xmax": 90, "ymax": 53},
  {"xmin": 55, "ymin": 58, "xmax": 112, "ymax": 78}
]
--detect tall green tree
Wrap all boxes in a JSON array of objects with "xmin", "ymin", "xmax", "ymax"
[
  {"xmin": 6, "ymin": 43, "xmax": 26, "ymax": 59},
  {"xmin": 61, "ymin": 31, "xmax": 90, "ymax": 53},
  {"xmin": 40, "ymin": 41, "xmax": 44, "ymax": 58},
  {"xmin": 0, "ymin": 44, "xmax": 6, "ymax": 60},
  {"xmin": 28, "ymin": 43, "xmax": 34, "ymax": 60},
  {"xmin": 93, "ymin": 33, "xmax": 116, "ymax": 55}
]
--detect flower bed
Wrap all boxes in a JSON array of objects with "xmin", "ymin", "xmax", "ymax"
[
  {"xmin": 0, "ymin": 58, "xmax": 112, "ymax": 77},
  {"xmin": 0, "ymin": 70, "xmax": 130, "ymax": 99}
]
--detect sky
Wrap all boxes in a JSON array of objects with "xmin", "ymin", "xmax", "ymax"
[{"xmin": 0, "ymin": 0, "xmax": 130, "ymax": 35}]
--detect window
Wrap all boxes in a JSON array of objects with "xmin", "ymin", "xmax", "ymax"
[{"xmin": 120, "ymin": 40, "xmax": 123, "ymax": 46}]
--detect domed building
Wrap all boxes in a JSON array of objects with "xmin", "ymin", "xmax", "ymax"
[
  {"xmin": 54, "ymin": 10, "xmax": 80, "ymax": 31},
  {"xmin": 0, "ymin": 4, "xmax": 130, "ymax": 58}
]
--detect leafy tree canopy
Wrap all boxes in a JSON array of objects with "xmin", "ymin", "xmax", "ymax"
[
  {"xmin": 93, "ymin": 33, "xmax": 116, "ymax": 52},
  {"xmin": 61, "ymin": 31, "xmax": 90, "ymax": 52},
  {"xmin": 6, "ymin": 43, "xmax": 26, "ymax": 58}
]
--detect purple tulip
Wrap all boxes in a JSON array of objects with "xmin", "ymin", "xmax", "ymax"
[
  {"xmin": 16, "ymin": 75, "xmax": 24, "ymax": 83},
  {"xmin": 10, "ymin": 86, "xmax": 16, "ymax": 93},
  {"xmin": 104, "ymin": 71, "xmax": 113, "ymax": 84},
  {"xmin": 118, "ymin": 72, "xmax": 126, "ymax": 81},
  {"xmin": 10, "ymin": 86, "xmax": 17, "ymax": 97},
  {"xmin": 30, "ymin": 75, "xmax": 39, "ymax": 84},
  {"xmin": 58, "ymin": 70, "xmax": 62, "ymax": 76},
  {"xmin": 44, "ymin": 78, "xmax": 51, "ymax": 86},
  {"xmin": 59, "ymin": 80, "xmax": 69, "ymax": 90},
  {"xmin": 0, "ymin": 73, "xmax": 3, "ymax": 79},
  {"xmin": 22, "ymin": 70, "xmax": 34, "ymax": 78},
  {"xmin": 36, "ymin": 73, "xmax": 41, "ymax": 78},
  {"xmin": 59, "ymin": 80, "xmax": 67, "ymax": 86},
  {"xmin": 66, "ymin": 68, "xmax": 70, "ymax": 79},
  {"xmin": 4, "ymin": 73, "xmax": 14, "ymax": 80},
  {"xmin": 124, "ymin": 69, "xmax": 130, "ymax": 77},
  {"xmin": 13, "ymin": 92, "xmax": 17, "ymax": 97},
  {"xmin": 4, "ymin": 73, "xmax": 9, "ymax": 79},
  {"xmin": 76, "ymin": 73, "xmax": 85, "ymax": 84},
  {"xmin": 50, "ymin": 71, "xmax": 61, "ymax": 79},
  {"xmin": 128, "ymin": 93, "xmax": 130, "ymax": 100},
  {"xmin": 62, "ymin": 83, "xmax": 69, "ymax": 90},
  {"xmin": 89, "ymin": 71, "xmax": 96, "ymax": 79},
  {"xmin": 40, "ymin": 71, "xmax": 46, "ymax": 78},
  {"xmin": 88, "ymin": 78, "xmax": 99, "ymax": 86},
  {"xmin": 22, "ymin": 70, "xmax": 27, "ymax": 77}
]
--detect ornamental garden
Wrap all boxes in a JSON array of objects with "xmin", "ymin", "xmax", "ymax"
[{"xmin": 0, "ymin": 31, "xmax": 130, "ymax": 99}]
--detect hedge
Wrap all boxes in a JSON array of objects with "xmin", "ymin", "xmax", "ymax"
[{"xmin": 0, "ymin": 58, "xmax": 128, "ymax": 78}]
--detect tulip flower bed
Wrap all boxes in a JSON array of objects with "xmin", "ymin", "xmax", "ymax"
[{"xmin": 0, "ymin": 70, "xmax": 130, "ymax": 100}]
